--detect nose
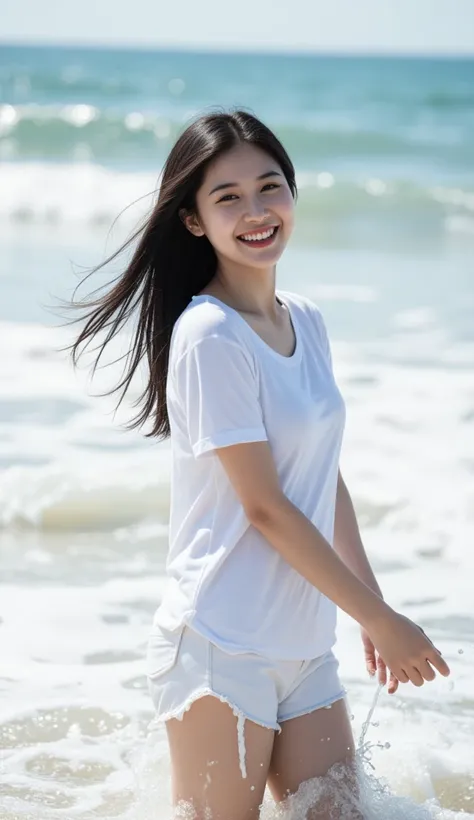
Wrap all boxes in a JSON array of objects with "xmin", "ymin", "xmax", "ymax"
[{"xmin": 244, "ymin": 196, "xmax": 270, "ymax": 223}]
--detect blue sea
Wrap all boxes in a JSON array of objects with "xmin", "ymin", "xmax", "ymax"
[{"xmin": 0, "ymin": 43, "xmax": 473, "ymax": 819}]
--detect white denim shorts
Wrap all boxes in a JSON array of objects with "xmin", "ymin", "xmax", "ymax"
[{"xmin": 146, "ymin": 622, "xmax": 346, "ymax": 735}]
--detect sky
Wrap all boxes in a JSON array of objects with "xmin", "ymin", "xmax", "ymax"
[{"xmin": 2, "ymin": 0, "xmax": 474, "ymax": 55}]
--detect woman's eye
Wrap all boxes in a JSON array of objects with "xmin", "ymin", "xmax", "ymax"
[{"xmin": 217, "ymin": 182, "xmax": 281, "ymax": 204}]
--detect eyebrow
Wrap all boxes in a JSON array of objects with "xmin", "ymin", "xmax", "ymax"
[{"xmin": 208, "ymin": 170, "xmax": 283, "ymax": 196}]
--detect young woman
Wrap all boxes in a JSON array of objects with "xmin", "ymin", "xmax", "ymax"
[{"xmin": 69, "ymin": 109, "xmax": 450, "ymax": 819}]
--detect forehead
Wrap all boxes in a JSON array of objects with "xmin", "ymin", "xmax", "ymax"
[{"xmin": 202, "ymin": 143, "xmax": 276, "ymax": 188}]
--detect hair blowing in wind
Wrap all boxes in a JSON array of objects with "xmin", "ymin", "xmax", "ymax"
[{"xmin": 58, "ymin": 108, "xmax": 297, "ymax": 439}]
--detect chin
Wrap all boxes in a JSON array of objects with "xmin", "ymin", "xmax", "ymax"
[
  {"xmin": 235, "ymin": 251, "xmax": 282, "ymax": 270},
  {"xmin": 238, "ymin": 245, "xmax": 284, "ymax": 263}
]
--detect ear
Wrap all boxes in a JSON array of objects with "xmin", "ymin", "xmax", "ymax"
[{"xmin": 179, "ymin": 208, "xmax": 205, "ymax": 237}]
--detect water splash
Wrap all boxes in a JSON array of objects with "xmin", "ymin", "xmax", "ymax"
[{"xmin": 129, "ymin": 681, "xmax": 466, "ymax": 819}]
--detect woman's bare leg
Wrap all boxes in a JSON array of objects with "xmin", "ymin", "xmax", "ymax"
[
  {"xmin": 267, "ymin": 698, "xmax": 360, "ymax": 819},
  {"xmin": 166, "ymin": 695, "xmax": 275, "ymax": 820}
]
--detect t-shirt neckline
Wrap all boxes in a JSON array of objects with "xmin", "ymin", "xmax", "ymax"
[{"xmin": 190, "ymin": 290, "xmax": 302, "ymax": 365}]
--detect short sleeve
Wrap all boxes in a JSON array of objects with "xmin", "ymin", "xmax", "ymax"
[{"xmin": 173, "ymin": 336, "xmax": 268, "ymax": 458}]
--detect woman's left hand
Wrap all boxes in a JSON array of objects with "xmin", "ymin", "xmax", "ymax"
[{"xmin": 360, "ymin": 625, "xmax": 399, "ymax": 694}]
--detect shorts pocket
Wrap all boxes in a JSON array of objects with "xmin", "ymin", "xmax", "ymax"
[{"xmin": 146, "ymin": 625, "xmax": 184, "ymax": 680}]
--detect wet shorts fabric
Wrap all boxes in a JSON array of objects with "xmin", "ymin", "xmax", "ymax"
[{"xmin": 146, "ymin": 622, "xmax": 347, "ymax": 733}]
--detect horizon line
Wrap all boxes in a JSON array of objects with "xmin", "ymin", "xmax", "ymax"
[{"xmin": 1, "ymin": 37, "xmax": 474, "ymax": 60}]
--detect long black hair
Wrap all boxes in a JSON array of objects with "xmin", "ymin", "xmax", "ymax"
[{"xmin": 63, "ymin": 107, "xmax": 297, "ymax": 439}]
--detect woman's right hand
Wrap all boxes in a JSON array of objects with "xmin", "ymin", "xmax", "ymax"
[{"xmin": 365, "ymin": 608, "xmax": 451, "ymax": 687}]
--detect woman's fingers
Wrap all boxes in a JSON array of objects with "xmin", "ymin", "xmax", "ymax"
[
  {"xmin": 395, "ymin": 652, "xmax": 450, "ymax": 689},
  {"xmin": 418, "ymin": 658, "xmax": 436, "ymax": 682},
  {"xmin": 394, "ymin": 667, "xmax": 409, "ymax": 684},
  {"xmin": 370, "ymin": 613, "xmax": 451, "ymax": 692},
  {"xmin": 428, "ymin": 650, "xmax": 451, "ymax": 677},
  {"xmin": 387, "ymin": 672, "xmax": 399, "ymax": 695},
  {"xmin": 376, "ymin": 654, "xmax": 387, "ymax": 686},
  {"xmin": 366, "ymin": 656, "xmax": 376, "ymax": 677},
  {"xmin": 417, "ymin": 626, "xmax": 450, "ymax": 676},
  {"xmin": 405, "ymin": 667, "xmax": 425, "ymax": 687}
]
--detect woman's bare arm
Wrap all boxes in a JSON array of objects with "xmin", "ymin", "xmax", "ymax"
[
  {"xmin": 214, "ymin": 439, "xmax": 450, "ymax": 685},
  {"xmin": 334, "ymin": 469, "xmax": 383, "ymax": 598},
  {"xmin": 216, "ymin": 441, "xmax": 386, "ymax": 628}
]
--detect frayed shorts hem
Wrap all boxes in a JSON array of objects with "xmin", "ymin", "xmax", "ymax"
[
  {"xmin": 278, "ymin": 688, "xmax": 347, "ymax": 723},
  {"xmin": 148, "ymin": 684, "xmax": 281, "ymax": 733}
]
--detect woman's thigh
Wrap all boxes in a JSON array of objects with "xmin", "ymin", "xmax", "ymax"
[
  {"xmin": 166, "ymin": 695, "xmax": 275, "ymax": 820},
  {"xmin": 267, "ymin": 697, "xmax": 359, "ymax": 818}
]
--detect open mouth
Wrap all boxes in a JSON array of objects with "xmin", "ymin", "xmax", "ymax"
[{"xmin": 237, "ymin": 225, "xmax": 280, "ymax": 247}]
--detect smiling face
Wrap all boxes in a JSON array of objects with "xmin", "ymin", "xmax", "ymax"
[{"xmin": 180, "ymin": 142, "xmax": 295, "ymax": 273}]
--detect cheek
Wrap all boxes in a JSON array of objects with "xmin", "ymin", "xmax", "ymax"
[
  {"xmin": 278, "ymin": 193, "xmax": 295, "ymax": 232},
  {"xmin": 207, "ymin": 209, "xmax": 238, "ymax": 244},
  {"xmin": 284, "ymin": 202, "xmax": 295, "ymax": 227}
]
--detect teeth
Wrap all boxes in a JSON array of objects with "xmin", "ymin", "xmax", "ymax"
[{"xmin": 240, "ymin": 227, "xmax": 276, "ymax": 242}]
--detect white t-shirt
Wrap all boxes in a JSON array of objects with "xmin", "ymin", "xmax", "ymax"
[{"xmin": 153, "ymin": 289, "xmax": 346, "ymax": 660}]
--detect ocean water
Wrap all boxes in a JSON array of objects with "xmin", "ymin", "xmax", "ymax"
[{"xmin": 0, "ymin": 43, "xmax": 473, "ymax": 818}]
